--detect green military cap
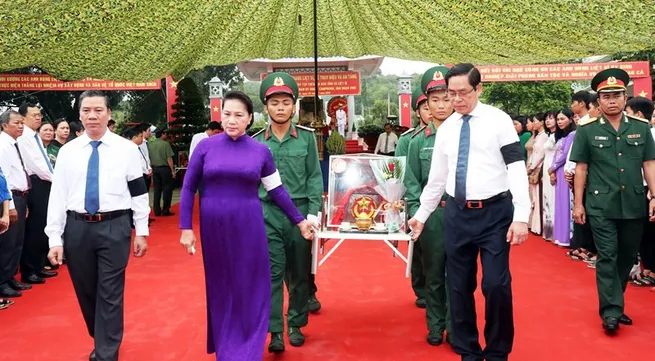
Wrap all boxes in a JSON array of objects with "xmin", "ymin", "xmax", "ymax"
[
  {"xmin": 591, "ymin": 68, "xmax": 630, "ymax": 93},
  {"xmin": 411, "ymin": 87, "xmax": 427, "ymax": 112},
  {"xmin": 421, "ymin": 66, "xmax": 450, "ymax": 95},
  {"xmin": 260, "ymin": 72, "xmax": 299, "ymax": 103}
]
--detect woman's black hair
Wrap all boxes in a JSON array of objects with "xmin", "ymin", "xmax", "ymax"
[
  {"xmin": 515, "ymin": 116, "xmax": 528, "ymax": 134},
  {"xmin": 554, "ymin": 108, "xmax": 575, "ymax": 142},
  {"xmin": 53, "ymin": 118, "xmax": 69, "ymax": 130},
  {"xmin": 223, "ymin": 91, "xmax": 254, "ymax": 115},
  {"xmin": 544, "ymin": 110, "xmax": 558, "ymax": 134}
]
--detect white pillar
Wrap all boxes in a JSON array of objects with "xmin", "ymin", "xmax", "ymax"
[{"xmin": 347, "ymin": 95, "xmax": 356, "ymax": 139}]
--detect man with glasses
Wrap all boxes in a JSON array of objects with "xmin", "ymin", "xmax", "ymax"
[
  {"xmin": 409, "ymin": 63, "xmax": 530, "ymax": 361},
  {"xmin": 571, "ymin": 68, "xmax": 655, "ymax": 334}
]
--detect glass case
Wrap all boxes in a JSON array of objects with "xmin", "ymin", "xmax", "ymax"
[{"xmin": 323, "ymin": 153, "xmax": 408, "ymax": 233}]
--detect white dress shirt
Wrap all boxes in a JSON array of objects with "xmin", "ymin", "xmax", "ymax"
[
  {"xmin": 374, "ymin": 132, "xmax": 399, "ymax": 154},
  {"xmin": 45, "ymin": 131, "xmax": 150, "ymax": 248},
  {"xmin": 414, "ymin": 102, "xmax": 531, "ymax": 224},
  {"xmin": 139, "ymin": 140, "xmax": 151, "ymax": 172},
  {"xmin": 137, "ymin": 147, "xmax": 149, "ymax": 174},
  {"xmin": 0, "ymin": 132, "xmax": 30, "ymax": 209},
  {"xmin": 189, "ymin": 131, "xmax": 209, "ymax": 160},
  {"xmin": 564, "ymin": 113, "xmax": 589, "ymax": 174},
  {"xmin": 17, "ymin": 126, "xmax": 53, "ymax": 182}
]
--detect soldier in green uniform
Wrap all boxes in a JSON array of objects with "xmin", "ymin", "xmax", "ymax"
[
  {"xmin": 570, "ymin": 68, "xmax": 655, "ymax": 334},
  {"xmin": 405, "ymin": 66, "xmax": 454, "ymax": 346},
  {"xmin": 252, "ymin": 72, "xmax": 324, "ymax": 351},
  {"xmin": 398, "ymin": 87, "xmax": 432, "ymax": 308}
]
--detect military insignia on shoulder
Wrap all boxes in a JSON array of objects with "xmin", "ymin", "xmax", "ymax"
[
  {"xmin": 627, "ymin": 115, "xmax": 650, "ymax": 123},
  {"xmin": 251, "ymin": 129, "xmax": 265, "ymax": 138},
  {"xmin": 401, "ymin": 127, "xmax": 415, "ymax": 136},
  {"xmin": 578, "ymin": 117, "xmax": 597, "ymax": 126},
  {"xmin": 296, "ymin": 124, "xmax": 315, "ymax": 132},
  {"xmin": 411, "ymin": 125, "xmax": 426, "ymax": 138}
]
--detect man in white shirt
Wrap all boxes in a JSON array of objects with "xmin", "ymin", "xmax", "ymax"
[
  {"xmin": 335, "ymin": 105, "xmax": 347, "ymax": 137},
  {"xmin": 373, "ymin": 123, "xmax": 398, "ymax": 155},
  {"xmin": 189, "ymin": 121, "xmax": 222, "ymax": 159},
  {"xmin": 17, "ymin": 102, "xmax": 57, "ymax": 283},
  {"xmin": 0, "ymin": 111, "xmax": 32, "ymax": 298},
  {"xmin": 409, "ymin": 63, "xmax": 530, "ymax": 361},
  {"xmin": 46, "ymin": 91, "xmax": 149, "ymax": 361},
  {"xmin": 138, "ymin": 123, "xmax": 153, "ymax": 189}
]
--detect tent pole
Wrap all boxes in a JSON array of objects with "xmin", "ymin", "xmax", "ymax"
[{"xmin": 313, "ymin": 0, "xmax": 319, "ymax": 122}]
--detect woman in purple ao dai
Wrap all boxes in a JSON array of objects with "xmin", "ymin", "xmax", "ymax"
[{"xmin": 178, "ymin": 91, "xmax": 315, "ymax": 361}]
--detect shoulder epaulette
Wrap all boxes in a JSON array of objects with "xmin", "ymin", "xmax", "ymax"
[
  {"xmin": 251, "ymin": 129, "xmax": 265, "ymax": 138},
  {"xmin": 627, "ymin": 115, "xmax": 650, "ymax": 123},
  {"xmin": 578, "ymin": 117, "xmax": 597, "ymax": 126},
  {"xmin": 400, "ymin": 127, "xmax": 415, "ymax": 136},
  {"xmin": 411, "ymin": 125, "xmax": 426, "ymax": 138},
  {"xmin": 296, "ymin": 125, "xmax": 315, "ymax": 132}
]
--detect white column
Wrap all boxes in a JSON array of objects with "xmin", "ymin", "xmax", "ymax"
[{"xmin": 347, "ymin": 95, "xmax": 356, "ymax": 139}]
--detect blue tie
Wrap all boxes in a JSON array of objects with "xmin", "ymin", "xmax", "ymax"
[
  {"xmin": 85, "ymin": 141, "xmax": 102, "ymax": 215},
  {"xmin": 34, "ymin": 133, "xmax": 53, "ymax": 173},
  {"xmin": 454, "ymin": 115, "xmax": 472, "ymax": 208}
]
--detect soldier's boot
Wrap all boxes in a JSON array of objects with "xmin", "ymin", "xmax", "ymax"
[
  {"xmin": 426, "ymin": 330, "xmax": 444, "ymax": 346},
  {"xmin": 288, "ymin": 327, "xmax": 305, "ymax": 347},
  {"xmin": 415, "ymin": 297, "xmax": 426, "ymax": 308},
  {"xmin": 308, "ymin": 295, "xmax": 322, "ymax": 314},
  {"xmin": 268, "ymin": 332, "xmax": 285, "ymax": 353}
]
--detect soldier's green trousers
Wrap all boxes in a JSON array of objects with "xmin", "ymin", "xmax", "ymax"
[
  {"xmin": 420, "ymin": 208, "xmax": 452, "ymax": 334},
  {"xmin": 588, "ymin": 216, "xmax": 643, "ymax": 319},
  {"xmin": 264, "ymin": 200, "xmax": 311, "ymax": 333},
  {"xmin": 411, "ymin": 237, "xmax": 425, "ymax": 300}
]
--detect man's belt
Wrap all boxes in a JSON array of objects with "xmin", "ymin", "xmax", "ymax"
[
  {"xmin": 11, "ymin": 190, "xmax": 29, "ymax": 197},
  {"xmin": 67, "ymin": 209, "xmax": 131, "ymax": 223},
  {"xmin": 450, "ymin": 191, "xmax": 510, "ymax": 209}
]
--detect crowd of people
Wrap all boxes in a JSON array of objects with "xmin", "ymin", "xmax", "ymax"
[
  {"xmin": 0, "ymin": 64, "xmax": 654, "ymax": 361},
  {"xmin": 514, "ymin": 91, "xmax": 655, "ymax": 291}
]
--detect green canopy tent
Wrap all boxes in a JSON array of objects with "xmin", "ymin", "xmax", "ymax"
[{"xmin": 1, "ymin": 0, "xmax": 654, "ymax": 82}]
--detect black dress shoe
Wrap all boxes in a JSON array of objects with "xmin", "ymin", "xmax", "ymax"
[
  {"xmin": 0, "ymin": 283, "xmax": 21, "ymax": 298},
  {"xmin": 161, "ymin": 211, "xmax": 175, "ymax": 216},
  {"xmin": 21, "ymin": 274, "xmax": 45, "ymax": 284},
  {"xmin": 619, "ymin": 314, "xmax": 633, "ymax": 325},
  {"xmin": 602, "ymin": 317, "xmax": 619, "ymax": 333},
  {"xmin": 38, "ymin": 270, "xmax": 58, "ymax": 278},
  {"xmin": 89, "ymin": 350, "xmax": 96, "ymax": 361},
  {"xmin": 8, "ymin": 279, "xmax": 32, "ymax": 291},
  {"xmin": 415, "ymin": 297, "xmax": 426, "ymax": 308}
]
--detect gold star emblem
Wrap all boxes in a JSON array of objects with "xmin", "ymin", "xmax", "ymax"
[
  {"xmin": 607, "ymin": 76, "xmax": 617, "ymax": 85},
  {"xmin": 639, "ymin": 90, "xmax": 648, "ymax": 97},
  {"xmin": 213, "ymin": 106, "xmax": 220, "ymax": 112},
  {"xmin": 170, "ymin": 80, "xmax": 178, "ymax": 88},
  {"xmin": 274, "ymin": 77, "xmax": 285, "ymax": 86},
  {"xmin": 403, "ymin": 102, "xmax": 409, "ymax": 108},
  {"xmin": 433, "ymin": 71, "xmax": 443, "ymax": 81}
]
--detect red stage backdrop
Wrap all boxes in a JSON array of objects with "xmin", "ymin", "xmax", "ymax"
[
  {"xmin": 0, "ymin": 74, "xmax": 160, "ymax": 91},
  {"xmin": 477, "ymin": 61, "xmax": 652, "ymax": 98},
  {"xmin": 260, "ymin": 71, "xmax": 360, "ymax": 96}
]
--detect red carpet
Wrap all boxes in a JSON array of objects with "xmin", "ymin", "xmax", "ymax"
[{"xmin": 1, "ymin": 203, "xmax": 654, "ymax": 361}]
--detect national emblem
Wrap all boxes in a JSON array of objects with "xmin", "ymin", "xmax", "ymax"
[
  {"xmin": 433, "ymin": 71, "xmax": 443, "ymax": 81},
  {"xmin": 274, "ymin": 77, "xmax": 285, "ymax": 86},
  {"xmin": 607, "ymin": 76, "xmax": 617, "ymax": 85}
]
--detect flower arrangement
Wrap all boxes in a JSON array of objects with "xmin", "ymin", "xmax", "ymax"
[{"xmin": 369, "ymin": 157, "xmax": 407, "ymax": 232}]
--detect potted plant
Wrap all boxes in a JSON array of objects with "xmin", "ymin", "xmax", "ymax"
[{"xmin": 325, "ymin": 130, "xmax": 346, "ymax": 155}]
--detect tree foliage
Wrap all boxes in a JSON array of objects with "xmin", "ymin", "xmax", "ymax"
[
  {"xmin": 168, "ymin": 78, "xmax": 208, "ymax": 152},
  {"xmin": 2, "ymin": 1, "xmax": 654, "ymax": 81},
  {"xmin": 481, "ymin": 81, "xmax": 573, "ymax": 116}
]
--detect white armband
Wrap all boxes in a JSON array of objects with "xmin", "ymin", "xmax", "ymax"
[{"xmin": 261, "ymin": 170, "xmax": 283, "ymax": 191}]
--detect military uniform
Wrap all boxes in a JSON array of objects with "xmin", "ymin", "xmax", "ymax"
[
  {"xmin": 254, "ymin": 73, "xmax": 324, "ymax": 351},
  {"xmin": 570, "ymin": 68, "xmax": 655, "ymax": 332},
  {"xmin": 406, "ymin": 68, "xmax": 454, "ymax": 346},
  {"xmin": 398, "ymin": 87, "xmax": 430, "ymax": 308}
]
